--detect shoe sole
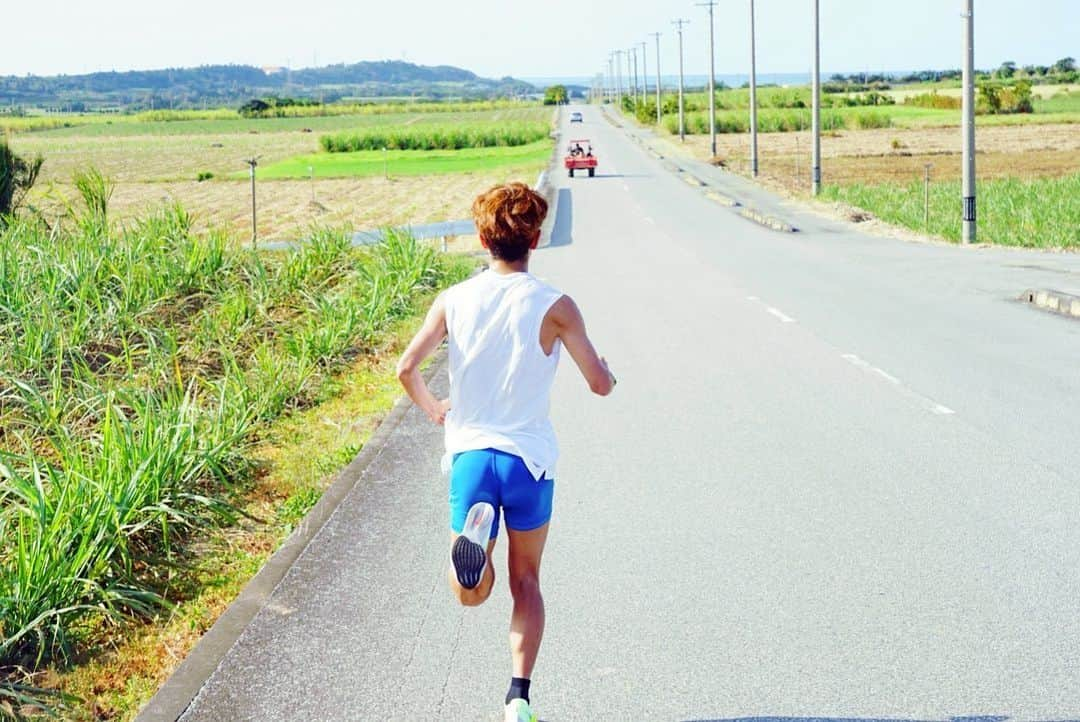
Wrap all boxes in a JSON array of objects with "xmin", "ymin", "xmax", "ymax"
[{"xmin": 452, "ymin": 535, "xmax": 486, "ymax": 589}]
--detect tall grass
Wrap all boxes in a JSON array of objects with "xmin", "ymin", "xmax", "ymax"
[
  {"xmin": 663, "ymin": 108, "xmax": 847, "ymax": 135},
  {"xmin": 0, "ymin": 196, "xmax": 469, "ymax": 683},
  {"xmin": 320, "ymin": 121, "xmax": 550, "ymax": 152},
  {"xmin": 820, "ymin": 172, "xmax": 1080, "ymax": 247}
]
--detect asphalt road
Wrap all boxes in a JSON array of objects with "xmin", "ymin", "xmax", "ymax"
[{"xmin": 171, "ymin": 104, "xmax": 1080, "ymax": 721}]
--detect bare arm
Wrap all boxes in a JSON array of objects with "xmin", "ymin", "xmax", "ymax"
[
  {"xmin": 547, "ymin": 295, "xmax": 615, "ymax": 396},
  {"xmin": 396, "ymin": 293, "xmax": 451, "ymax": 423}
]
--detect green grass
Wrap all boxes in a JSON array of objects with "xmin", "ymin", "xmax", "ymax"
[
  {"xmin": 652, "ymin": 85, "xmax": 1080, "ymax": 135},
  {"xmin": 820, "ymin": 172, "xmax": 1080, "ymax": 248},
  {"xmin": 660, "ymin": 102, "xmax": 1080, "ymax": 135},
  {"xmin": 256, "ymin": 141, "xmax": 551, "ymax": 179},
  {"xmin": 0, "ymin": 191, "xmax": 472, "ymax": 708},
  {"xmin": 1034, "ymin": 90, "xmax": 1080, "ymax": 113}
]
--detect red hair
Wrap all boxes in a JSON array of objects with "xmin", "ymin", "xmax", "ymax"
[{"xmin": 471, "ymin": 183, "xmax": 548, "ymax": 262}]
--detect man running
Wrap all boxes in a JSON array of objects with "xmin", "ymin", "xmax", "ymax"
[{"xmin": 396, "ymin": 182, "xmax": 615, "ymax": 722}]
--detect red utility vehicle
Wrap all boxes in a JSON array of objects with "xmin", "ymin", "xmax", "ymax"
[{"xmin": 564, "ymin": 139, "xmax": 597, "ymax": 177}]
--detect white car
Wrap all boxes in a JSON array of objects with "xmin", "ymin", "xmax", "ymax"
[{"xmin": 570, "ymin": 111, "xmax": 583, "ymax": 123}]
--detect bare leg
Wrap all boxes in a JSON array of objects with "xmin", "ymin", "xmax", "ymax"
[
  {"xmin": 506, "ymin": 523, "xmax": 549, "ymax": 678},
  {"xmin": 448, "ymin": 535, "xmax": 497, "ymax": 607}
]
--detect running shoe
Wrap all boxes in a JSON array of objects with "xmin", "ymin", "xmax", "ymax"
[
  {"xmin": 452, "ymin": 501, "xmax": 494, "ymax": 589},
  {"xmin": 504, "ymin": 698, "xmax": 537, "ymax": 722}
]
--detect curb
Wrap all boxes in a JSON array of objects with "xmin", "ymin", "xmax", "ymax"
[
  {"xmin": 1021, "ymin": 289, "xmax": 1080, "ymax": 320},
  {"xmin": 535, "ymin": 107, "xmax": 563, "ymax": 249},
  {"xmin": 704, "ymin": 191, "xmax": 739, "ymax": 208},
  {"xmin": 738, "ymin": 207, "xmax": 796, "ymax": 233},
  {"xmin": 136, "ymin": 359, "xmax": 446, "ymax": 721},
  {"xmin": 681, "ymin": 173, "xmax": 706, "ymax": 188}
]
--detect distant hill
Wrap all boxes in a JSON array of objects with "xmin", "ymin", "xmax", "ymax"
[{"xmin": 0, "ymin": 61, "xmax": 536, "ymax": 111}]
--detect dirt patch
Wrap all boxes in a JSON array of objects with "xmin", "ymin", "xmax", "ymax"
[
  {"xmin": 30, "ymin": 170, "xmax": 540, "ymax": 241},
  {"xmin": 660, "ymin": 122, "xmax": 1080, "ymax": 196}
]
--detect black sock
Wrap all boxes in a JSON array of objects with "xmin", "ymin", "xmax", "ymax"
[{"xmin": 506, "ymin": 677, "xmax": 531, "ymax": 705}]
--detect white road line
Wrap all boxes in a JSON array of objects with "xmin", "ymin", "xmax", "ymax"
[
  {"xmin": 842, "ymin": 353, "xmax": 956, "ymax": 416},
  {"xmin": 765, "ymin": 307, "xmax": 797, "ymax": 324},
  {"xmin": 643, "ymin": 216, "xmax": 656, "ymax": 225},
  {"xmin": 871, "ymin": 367, "xmax": 901, "ymax": 385},
  {"xmin": 746, "ymin": 295, "xmax": 759, "ymax": 301},
  {"xmin": 840, "ymin": 353, "xmax": 869, "ymax": 369},
  {"xmin": 622, "ymin": 183, "xmax": 631, "ymax": 192}
]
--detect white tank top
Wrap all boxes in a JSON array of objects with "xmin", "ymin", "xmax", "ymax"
[{"xmin": 442, "ymin": 269, "xmax": 564, "ymax": 480}]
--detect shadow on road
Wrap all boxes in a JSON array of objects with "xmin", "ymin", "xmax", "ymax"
[{"xmin": 548, "ymin": 188, "xmax": 573, "ymax": 248}]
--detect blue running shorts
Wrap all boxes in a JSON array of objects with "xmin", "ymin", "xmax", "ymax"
[{"xmin": 449, "ymin": 448, "xmax": 554, "ymax": 539}]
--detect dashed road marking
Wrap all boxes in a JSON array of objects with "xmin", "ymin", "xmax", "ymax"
[
  {"xmin": 643, "ymin": 216, "xmax": 656, "ymax": 225},
  {"xmin": 765, "ymin": 306, "xmax": 796, "ymax": 324},
  {"xmin": 841, "ymin": 353, "xmax": 956, "ymax": 416}
]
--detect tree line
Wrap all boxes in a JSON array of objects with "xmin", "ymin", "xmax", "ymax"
[{"xmin": 0, "ymin": 61, "xmax": 536, "ymax": 111}]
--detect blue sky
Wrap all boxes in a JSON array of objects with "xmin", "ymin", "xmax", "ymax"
[{"xmin": 4, "ymin": 0, "xmax": 1076, "ymax": 80}]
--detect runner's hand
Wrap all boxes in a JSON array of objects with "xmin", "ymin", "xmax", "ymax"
[{"xmin": 430, "ymin": 398, "xmax": 451, "ymax": 425}]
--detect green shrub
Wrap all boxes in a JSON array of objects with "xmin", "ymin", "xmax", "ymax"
[
  {"xmin": 904, "ymin": 91, "xmax": 962, "ymax": 110},
  {"xmin": 854, "ymin": 111, "xmax": 893, "ymax": 129},
  {"xmin": 196, "ymin": 171, "xmax": 214, "ymax": 182},
  {"xmin": 319, "ymin": 121, "xmax": 550, "ymax": 152},
  {"xmin": 0, "ymin": 141, "xmax": 43, "ymax": 221}
]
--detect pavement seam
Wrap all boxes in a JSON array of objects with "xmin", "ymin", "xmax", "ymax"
[
  {"xmin": 395, "ymin": 574, "xmax": 444, "ymax": 701},
  {"xmin": 137, "ymin": 356, "xmax": 449, "ymax": 722},
  {"xmin": 434, "ymin": 611, "xmax": 466, "ymax": 719}
]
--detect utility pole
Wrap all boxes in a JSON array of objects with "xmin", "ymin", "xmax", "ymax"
[
  {"xmin": 608, "ymin": 55, "xmax": 615, "ymax": 103},
  {"xmin": 811, "ymin": 0, "xmax": 822, "ymax": 195},
  {"xmin": 245, "ymin": 157, "xmax": 260, "ymax": 247},
  {"xmin": 749, "ymin": 0, "xmax": 759, "ymax": 177},
  {"xmin": 650, "ymin": 32, "xmax": 662, "ymax": 124},
  {"xmin": 698, "ymin": 1, "xmax": 718, "ymax": 157},
  {"xmin": 630, "ymin": 47, "xmax": 638, "ymax": 108},
  {"xmin": 614, "ymin": 50, "xmax": 624, "ymax": 106},
  {"xmin": 673, "ymin": 19, "xmax": 689, "ymax": 142},
  {"xmin": 961, "ymin": 0, "xmax": 976, "ymax": 243},
  {"xmin": 635, "ymin": 40, "xmax": 643, "ymax": 104}
]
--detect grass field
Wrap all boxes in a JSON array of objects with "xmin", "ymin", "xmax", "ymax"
[
  {"xmin": 0, "ymin": 202, "xmax": 474, "ymax": 718},
  {"xmin": 7, "ymin": 104, "xmax": 554, "ymax": 239},
  {"xmin": 25, "ymin": 107, "xmax": 549, "ymax": 138},
  {"xmin": 0, "ymin": 99, "xmax": 540, "ymax": 134},
  {"xmin": 641, "ymin": 81, "xmax": 1080, "ymax": 248},
  {"xmin": 819, "ymin": 172, "xmax": 1080, "ymax": 248},
  {"xmin": 257, "ymin": 141, "xmax": 551, "ymax": 179},
  {"xmin": 661, "ymin": 86, "xmax": 1080, "ymax": 135}
]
